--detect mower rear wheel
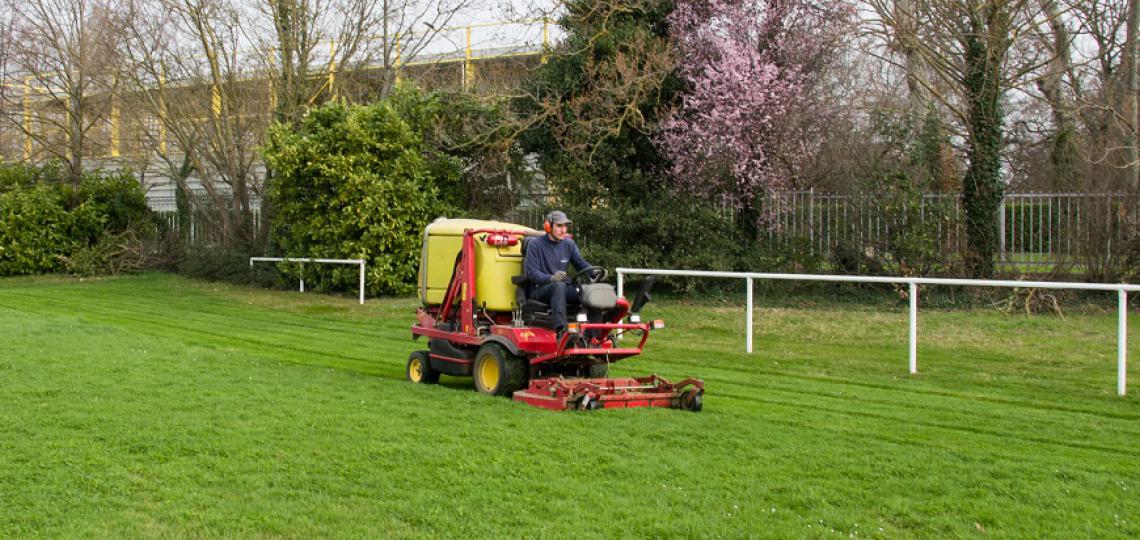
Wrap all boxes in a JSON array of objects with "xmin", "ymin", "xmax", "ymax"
[
  {"xmin": 473, "ymin": 343, "xmax": 527, "ymax": 396},
  {"xmin": 406, "ymin": 350, "xmax": 439, "ymax": 384}
]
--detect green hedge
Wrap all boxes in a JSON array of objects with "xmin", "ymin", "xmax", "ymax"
[
  {"xmin": 263, "ymin": 95, "xmax": 455, "ymax": 296},
  {"xmin": 0, "ymin": 164, "xmax": 150, "ymax": 276}
]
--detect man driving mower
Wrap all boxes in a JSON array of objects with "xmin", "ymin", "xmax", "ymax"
[
  {"xmin": 524, "ymin": 210, "xmax": 603, "ymax": 339},
  {"xmin": 408, "ymin": 215, "xmax": 704, "ymax": 410}
]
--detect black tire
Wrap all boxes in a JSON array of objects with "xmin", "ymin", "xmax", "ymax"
[
  {"xmin": 682, "ymin": 390, "xmax": 703, "ymax": 412},
  {"xmin": 473, "ymin": 343, "xmax": 528, "ymax": 396},
  {"xmin": 586, "ymin": 361, "xmax": 609, "ymax": 378},
  {"xmin": 406, "ymin": 350, "xmax": 439, "ymax": 384}
]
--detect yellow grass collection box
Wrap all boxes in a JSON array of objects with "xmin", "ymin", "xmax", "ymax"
[{"xmin": 418, "ymin": 218, "xmax": 536, "ymax": 311}]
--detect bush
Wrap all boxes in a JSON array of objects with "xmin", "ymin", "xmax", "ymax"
[
  {"xmin": 64, "ymin": 226, "xmax": 180, "ymax": 277},
  {"xmin": 826, "ymin": 180, "xmax": 955, "ymax": 276},
  {"xmin": 75, "ymin": 169, "xmax": 150, "ymax": 235},
  {"xmin": 178, "ymin": 243, "xmax": 282, "ymax": 288},
  {"xmin": 0, "ymin": 162, "xmax": 64, "ymax": 192},
  {"xmin": 570, "ymin": 204, "xmax": 736, "ymax": 272},
  {"xmin": 0, "ymin": 163, "xmax": 153, "ymax": 277},
  {"xmin": 263, "ymin": 98, "xmax": 453, "ymax": 296},
  {"xmin": 0, "ymin": 186, "xmax": 78, "ymax": 275}
]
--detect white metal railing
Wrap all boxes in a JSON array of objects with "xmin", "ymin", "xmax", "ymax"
[
  {"xmin": 250, "ymin": 257, "xmax": 366, "ymax": 305},
  {"xmin": 616, "ymin": 268, "xmax": 1139, "ymax": 396}
]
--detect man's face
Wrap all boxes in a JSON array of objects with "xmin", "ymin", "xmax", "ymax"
[{"xmin": 550, "ymin": 222, "xmax": 570, "ymax": 241}]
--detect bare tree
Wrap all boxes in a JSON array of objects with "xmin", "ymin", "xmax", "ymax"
[
  {"xmin": 245, "ymin": 0, "xmax": 489, "ymax": 127},
  {"xmin": 0, "ymin": 0, "xmax": 123, "ymax": 185},
  {"xmin": 1029, "ymin": 0, "xmax": 1081, "ymax": 188},
  {"xmin": 0, "ymin": 11, "xmax": 18, "ymax": 161},
  {"xmin": 117, "ymin": 0, "xmax": 269, "ymax": 245},
  {"xmin": 116, "ymin": 0, "xmax": 490, "ymax": 245},
  {"xmin": 1019, "ymin": 0, "xmax": 1140, "ymax": 189},
  {"xmin": 1121, "ymin": 0, "xmax": 1138, "ymax": 189}
]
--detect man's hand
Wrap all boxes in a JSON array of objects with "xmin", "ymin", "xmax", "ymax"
[{"xmin": 550, "ymin": 271, "xmax": 567, "ymax": 283}]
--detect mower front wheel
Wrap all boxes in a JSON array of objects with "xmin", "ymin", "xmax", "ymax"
[
  {"xmin": 587, "ymin": 361, "xmax": 609, "ymax": 378},
  {"xmin": 681, "ymin": 389, "xmax": 703, "ymax": 412},
  {"xmin": 473, "ymin": 343, "xmax": 527, "ymax": 396},
  {"xmin": 406, "ymin": 350, "xmax": 440, "ymax": 384}
]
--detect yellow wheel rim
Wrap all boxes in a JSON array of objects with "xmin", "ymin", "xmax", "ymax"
[
  {"xmin": 477, "ymin": 355, "xmax": 500, "ymax": 392},
  {"xmin": 409, "ymin": 357, "xmax": 424, "ymax": 382}
]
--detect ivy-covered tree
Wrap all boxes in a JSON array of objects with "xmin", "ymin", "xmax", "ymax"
[
  {"xmin": 520, "ymin": 0, "xmax": 680, "ymax": 207},
  {"xmin": 864, "ymin": 0, "xmax": 1043, "ymax": 278}
]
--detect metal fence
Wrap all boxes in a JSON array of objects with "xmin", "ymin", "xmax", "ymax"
[
  {"xmin": 151, "ymin": 196, "xmax": 263, "ymax": 244},
  {"xmin": 152, "ymin": 191, "xmax": 1136, "ymax": 267},
  {"xmin": 766, "ymin": 190, "xmax": 1137, "ymax": 267},
  {"xmin": 505, "ymin": 191, "xmax": 1137, "ymax": 267}
]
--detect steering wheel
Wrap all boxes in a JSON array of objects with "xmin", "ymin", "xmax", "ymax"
[{"xmin": 569, "ymin": 265, "xmax": 608, "ymax": 284}]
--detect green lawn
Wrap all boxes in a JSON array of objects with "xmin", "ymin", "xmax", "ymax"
[{"xmin": 1, "ymin": 273, "xmax": 1137, "ymax": 538}]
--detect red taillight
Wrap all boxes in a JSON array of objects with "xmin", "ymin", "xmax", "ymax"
[{"xmin": 485, "ymin": 233, "xmax": 519, "ymax": 247}]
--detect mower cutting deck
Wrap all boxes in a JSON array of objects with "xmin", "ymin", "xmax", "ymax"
[
  {"xmin": 408, "ymin": 219, "xmax": 703, "ymax": 412},
  {"xmin": 514, "ymin": 375, "xmax": 704, "ymax": 411}
]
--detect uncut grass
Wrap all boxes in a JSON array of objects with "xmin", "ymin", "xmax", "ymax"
[{"xmin": 1, "ymin": 274, "xmax": 1138, "ymax": 538}]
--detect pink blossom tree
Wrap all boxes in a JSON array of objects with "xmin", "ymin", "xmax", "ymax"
[{"xmin": 658, "ymin": 0, "xmax": 852, "ymax": 221}]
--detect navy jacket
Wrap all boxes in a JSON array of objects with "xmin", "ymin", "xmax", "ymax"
[{"xmin": 524, "ymin": 235, "xmax": 591, "ymax": 289}]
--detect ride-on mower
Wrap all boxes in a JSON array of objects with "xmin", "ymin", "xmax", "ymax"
[{"xmin": 407, "ymin": 218, "xmax": 704, "ymax": 411}]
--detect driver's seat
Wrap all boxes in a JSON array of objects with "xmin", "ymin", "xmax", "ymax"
[{"xmin": 511, "ymin": 237, "xmax": 561, "ymax": 327}]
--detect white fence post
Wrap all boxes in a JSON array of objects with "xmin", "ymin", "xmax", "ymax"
[
  {"xmin": 1120, "ymin": 290, "xmax": 1128, "ymax": 396},
  {"xmin": 746, "ymin": 277, "xmax": 753, "ymax": 354},
  {"xmin": 909, "ymin": 281, "xmax": 918, "ymax": 374}
]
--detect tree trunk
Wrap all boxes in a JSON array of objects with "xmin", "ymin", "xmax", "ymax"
[
  {"xmin": 1124, "ymin": 0, "xmax": 1139, "ymax": 190},
  {"xmin": 67, "ymin": 90, "xmax": 83, "ymax": 187},
  {"xmin": 1036, "ymin": 0, "xmax": 1079, "ymax": 190},
  {"xmin": 961, "ymin": 10, "xmax": 1005, "ymax": 279},
  {"xmin": 894, "ymin": 0, "xmax": 929, "ymax": 111}
]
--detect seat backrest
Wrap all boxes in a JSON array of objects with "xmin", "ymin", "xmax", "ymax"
[
  {"xmin": 512, "ymin": 236, "xmax": 532, "ymax": 306},
  {"xmin": 511, "ymin": 237, "xmax": 533, "ymax": 284}
]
